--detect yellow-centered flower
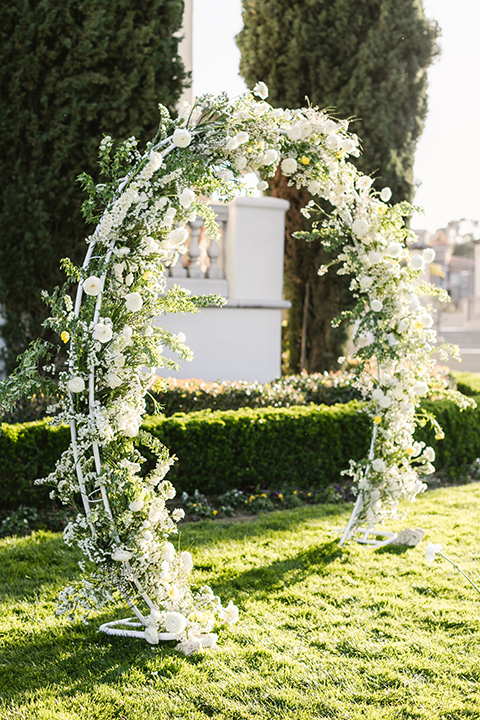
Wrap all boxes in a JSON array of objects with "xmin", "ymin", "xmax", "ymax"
[
  {"xmin": 374, "ymin": 415, "xmax": 382, "ymax": 424},
  {"xmin": 61, "ymin": 331, "xmax": 70, "ymax": 343}
]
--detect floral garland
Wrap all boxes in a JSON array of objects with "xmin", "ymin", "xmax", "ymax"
[{"xmin": 0, "ymin": 82, "xmax": 472, "ymax": 653}]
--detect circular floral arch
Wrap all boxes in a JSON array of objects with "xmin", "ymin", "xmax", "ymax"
[{"xmin": 2, "ymin": 83, "xmax": 471, "ymax": 654}]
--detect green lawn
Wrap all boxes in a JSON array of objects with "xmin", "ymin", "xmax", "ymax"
[{"xmin": 1, "ymin": 484, "xmax": 480, "ymax": 719}]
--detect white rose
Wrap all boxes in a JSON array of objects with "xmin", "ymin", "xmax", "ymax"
[
  {"xmin": 287, "ymin": 124, "xmax": 302, "ymax": 141},
  {"xmin": 325, "ymin": 133, "xmax": 340, "ymax": 150},
  {"xmin": 143, "ymin": 529, "xmax": 154, "ymax": 543},
  {"xmin": 386, "ymin": 242, "xmax": 402, "ymax": 258},
  {"xmin": 378, "ymin": 394, "xmax": 392, "ymax": 408},
  {"xmin": 129, "ymin": 497, "xmax": 144, "ymax": 512},
  {"xmin": 356, "ymin": 175, "xmax": 373, "ymax": 191},
  {"xmin": 410, "ymin": 254, "xmax": 426, "ymax": 271},
  {"xmin": 148, "ymin": 498, "xmax": 165, "ymax": 524},
  {"xmin": 413, "ymin": 381, "xmax": 429, "ymax": 396},
  {"xmin": 262, "ymin": 148, "xmax": 279, "ymax": 165},
  {"xmin": 371, "ymin": 299, "xmax": 383, "ymax": 312},
  {"xmin": 125, "ymin": 292, "xmax": 143, "ymax": 313},
  {"xmin": 105, "ymin": 372, "xmax": 122, "ymax": 389},
  {"xmin": 253, "ymin": 81, "xmax": 268, "ymax": 99},
  {"xmin": 234, "ymin": 156, "xmax": 248, "ymax": 171},
  {"xmin": 423, "ymin": 248, "xmax": 436, "ymax": 263},
  {"xmin": 281, "ymin": 158, "xmax": 297, "ymax": 175},
  {"xmin": 83, "ymin": 276, "xmax": 103, "ymax": 296},
  {"xmin": 307, "ymin": 180, "xmax": 321, "ymax": 195},
  {"xmin": 380, "ymin": 187, "xmax": 392, "ymax": 202},
  {"xmin": 164, "ymin": 611, "xmax": 187, "ymax": 635},
  {"xmin": 352, "ymin": 218, "xmax": 370, "ymax": 237},
  {"xmin": 172, "ymin": 508, "xmax": 185, "ymax": 522},
  {"xmin": 111, "ymin": 548, "xmax": 133, "ymax": 562},
  {"xmin": 167, "ymin": 227, "xmax": 189, "ymax": 247},
  {"xmin": 372, "ymin": 458, "xmax": 386, "ymax": 473},
  {"xmin": 397, "ymin": 318, "xmax": 408, "ymax": 333},
  {"xmin": 359, "ymin": 276, "xmax": 374, "ymax": 291},
  {"xmin": 257, "ymin": 180, "xmax": 268, "ymax": 191},
  {"xmin": 367, "ymin": 250, "xmax": 382, "ymax": 264},
  {"xmin": 162, "ymin": 542, "xmax": 176, "ymax": 563},
  {"xmin": 92, "ymin": 323, "xmax": 113, "ymax": 343},
  {"xmin": 172, "ymin": 128, "xmax": 192, "ymax": 148},
  {"xmin": 418, "ymin": 312, "xmax": 434, "ymax": 328},
  {"xmin": 178, "ymin": 188, "xmax": 195, "ymax": 209},
  {"xmin": 341, "ymin": 137, "xmax": 357, "ymax": 154},
  {"xmin": 144, "ymin": 626, "xmax": 159, "ymax": 645},
  {"xmin": 67, "ymin": 376, "xmax": 85, "ymax": 393}
]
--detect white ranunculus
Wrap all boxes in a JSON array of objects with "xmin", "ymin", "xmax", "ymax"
[
  {"xmin": 410, "ymin": 254, "xmax": 426, "ymax": 271},
  {"xmin": 380, "ymin": 187, "xmax": 392, "ymax": 202},
  {"xmin": 257, "ymin": 180, "xmax": 268, "ymax": 191},
  {"xmin": 352, "ymin": 218, "xmax": 370, "ymax": 237},
  {"xmin": 164, "ymin": 611, "xmax": 187, "ymax": 635},
  {"xmin": 307, "ymin": 180, "xmax": 321, "ymax": 195},
  {"xmin": 372, "ymin": 458, "xmax": 386, "ymax": 473},
  {"xmin": 253, "ymin": 81, "xmax": 268, "ymax": 99},
  {"xmin": 425, "ymin": 542, "xmax": 443, "ymax": 562},
  {"xmin": 423, "ymin": 248, "xmax": 436, "ymax": 263},
  {"xmin": 172, "ymin": 128, "xmax": 192, "ymax": 148},
  {"xmin": 378, "ymin": 394, "xmax": 391, "ymax": 408},
  {"xmin": 111, "ymin": 548, "xmax": 133, "ymax": 562},
  {"xmin": 144, "ymin": 626, "xmax": 159, "ymax": 645},
  {"xmin": 179, "ymin": 188, "xmax": 195, "ymax": 208},
  {"xmin": 162, "ymin": 541, "xmax": 176, "ymax": 563},
  {"xmin": 129, "ymin": 497, "xmax": 144, "ymax": 512},
  {"xmin": 180, "ymin": 551, "xmax": 194, "ymax": 573},
  {"xmin": 325, "ymin": 133, "xmax": 340, "ymax": 150},
  {"xmin": 67, "ymin": 376, "xmax": 85, "ymax": 393},
  {"xmin": 418, "ymin": 312, "xmax": 434, "ymax": 328},
  {"xmin": 359, "ymin": 276, "xmax": 374, "ymax": 291},
  {"xmin": 371, "ymin": 299, "xmax": 383, "ymax": 312},
  {"xmin": 83, "ymin": 276, "xmax": 103, "ymax": 296},
  {"xmin": 167, "ymin": 227, "xmax": 189, "ymax": 247},
  {"xmin": 281, "ymin": 158, "xmax": 297, "ymax": 175},
  {"xmin": 413, "ymin": 381, "xmax": 429, "ymax": 396},
  {"xmin": 234, "ymin": 156, "xmax": 248, "ymax": 171},
  {"xmin": 92, "ymin": 323, "xmax": 113, "ymax": 343},
  {"xmin": 356, "ymin": 175, "xmax": 373, "ymax": 191},
  {"xmin": 287, "ymin": 124, "xmax": 302, "ymax": 141},
  {"xmin": 125, "ymin": 292, "xmax": 143, "ymax": 313},
  {"xmin": 386, "ymin": 242, "xmax": 402, "ymax": 258},
  {"xmin": 367, "ymin": 250, "xmax": 382, "ymax": 264}
]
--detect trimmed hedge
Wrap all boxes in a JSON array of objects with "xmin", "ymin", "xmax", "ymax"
[
  {"xmin": 1, "ymin": 394, "xmax": 480, "ymax": 511},
  {"xmin": 451, "ymin": 371, "xmax": 480, "ymax": 398}
]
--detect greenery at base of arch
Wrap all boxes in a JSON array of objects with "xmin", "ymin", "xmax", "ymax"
[{"xmin": 0, "ymin": 83, "xmax": 474, "ymax": 653}]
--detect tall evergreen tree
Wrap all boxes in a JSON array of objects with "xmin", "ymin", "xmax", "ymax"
[
  {"xmin": 237, "ymin": 0, "xmax": 439, "ymax": 372},
  {"xmin": 0, "ymin": 0, "xmax": 187, "ymax": 372}
]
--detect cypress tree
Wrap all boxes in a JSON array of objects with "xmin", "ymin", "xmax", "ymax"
[
  {"xmin": 0, "ymin": 0, "xmax": 187, "ymax": 372},
  {"xmin": 237, "ymin": 0, "xmax": 439, "ymax": 371}
]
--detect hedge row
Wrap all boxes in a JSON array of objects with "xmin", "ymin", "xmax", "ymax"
[{"xmin": 1, "ymin": 394, "xmax": 479, "ymax": 512}]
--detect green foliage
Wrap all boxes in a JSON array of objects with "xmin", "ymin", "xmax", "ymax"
[
  {"xmin": 450, "ymin": 370, "xmax": 480, "ymax": 397},
  {"xmin": 0, "ymin": 0, "xmax": 188, "ymax": 371},
  {"xmin": 237, "ymin": 0, "xmax": 439, "ymax": 372},
  {"xmin": 2, "ymin": 485, "xmax": 480, "ymax": 719}
]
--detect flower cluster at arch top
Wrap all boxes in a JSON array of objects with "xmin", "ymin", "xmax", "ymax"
[{"xmin": 2, "ymin": 81, "xmax": 472, "ymax": 654}]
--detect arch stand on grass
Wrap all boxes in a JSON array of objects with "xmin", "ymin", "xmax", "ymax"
[{"xmin": 1, "ymin": 83, "xmax": 472, "ymax": 653}]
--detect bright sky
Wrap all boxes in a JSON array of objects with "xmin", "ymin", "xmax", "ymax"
[{"xmin": 192, "ymin": 0, "xmax": 480, "ymax": 233}]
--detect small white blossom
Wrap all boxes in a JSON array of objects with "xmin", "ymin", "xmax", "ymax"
[
  {"xmin": 253, "ymin": 81, "xmax": 268, "ymax": 99},
  {"xmin": 281, "ymin": 158, "xmax": 297, "ymax": 175},
  {"xmin": 425, "ymin": 542, "xmax": 443, "ymax": 562},
  {"xmin": 172, "ymin": 128, "xmax": 192, "ymax": 148},
  {"xmin": 179, "ymin": 188, "xmax": 196, "ymax": 208},
  {"xmin": 372, "ymin": 458, "xmax": 386, "ymax": 473},
  {"xmin": 92, "ymin": 323, "xmax": 113, "ymax": 344},
  {"xmin": 371, "ymin": 299, "xmax": 383, "ymax": 312},
  {"xmin": 380, "ymin": 187, "xmax": 392, "ymax": 202},
  {"xmin": 410, "ymin": 254, "xmax": 426, "ymax": 271}
]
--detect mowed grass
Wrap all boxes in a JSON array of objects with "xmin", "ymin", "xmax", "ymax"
[{"xmin": 1, "ymin": 484, "xmax": 480, "ymax": 720}]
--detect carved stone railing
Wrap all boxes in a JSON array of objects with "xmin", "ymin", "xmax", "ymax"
[{"xmin": 168, "ymin": 204, "xmax": 228, "ymax": 282}]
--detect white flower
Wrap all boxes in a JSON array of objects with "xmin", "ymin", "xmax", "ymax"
[
  {"xmin": 413, "ymin": 381, "xmax": 429, "ymax": 396},
  {"xmin": 371, "ymin": 299, "xmax": 383, "ymax": 312},
  {"xmin": 410, "ymin": 254, "xmax": 426, "ymax": 271},
  {"xmin": 172, "ymin": 508, "xmax": 185, "ymax": 522},
  {"xmin": 281, "ymin": 158, "xmax": 297, "ymax": 175},
  {"xmin": 166, "ymin": 227, "xmax": 189, "ymax": 247},
  {"xmin": 386, "ymin": 242, "xmax": 402, "ymax": 258},
  {"xmin": 221, "ymin": 600, "xmax": 239, "ymax": 624},
  {"xmin": 307, "ymin": 180, "xmax": 321, "ymax": 195},
  {"xmin": 129, "ymin": 497, "xmax": 144, "ymax": 512},
  {"xmin": 144, "ymin": 236, "xmax": 160, "ymax": 254},
  {"xmin": 105, "ymin": 372, "xmax": 122, "ymax": 389},
  {"xmin": 359, "ymin": 276, "xmax": 374, "ymax": 291},
  {"xmin": 372, "ymin": 388, "xmax": 384, "ymax": 403},
  {"xmin": 111, "ymin": 548, "xmax": 133, "ymax": 562},
  {"xmin": 367, "ymin": 250, "xmax": 383, "ymax": 264},
  {"xmin": 176, "ymin": 637, "xmax": 203, "ymax": 655},
  {"xmin": 125, "ymin": 292, "xmax": 143, "ymax": 313},
  {"xmin": 180, "ymin": 551, "xmax": 194, "ymax": 573},
  {"xmin": 356, "ymin": 175, "xmax": 373, "ymax": 191},
  {"xmin": 380, "ymin": 187, "xmax": 392, "ymax": 202},
  {"xmin": 341, "ymin": 137, "xmax": 357, "ymax": 154},
  {"xmin": 425, "ymin": 542, "xmax": 443, "ymax": 562},
  {"xmin": 143, "ymin": 529, "xmax": 154, "ymax": 543},
  {"xmin": 352, "ymin": 218, "xmax": 370, "ymax": 237},
  {"xmin": 200, "ymin": 633, "xmax": 218, "ymax": 649},
  {"xmin": 83, "ymin": 276, "xmax": 103, "ymax": 296},
  {"xmin": 162, "ymin": 542, "xmax": 176, "ymax": 563},
  {"xmin": 253, "ymin": 81, "xmax": 268, "ymax": 99},
  {"xmin": 172, "ymin": 128, "xmax": 192, "ymax": 148},
  {"xmin": 378, "ymin": 394, "xmax": 392, "ymax": 408},
  {"xmin": 257, "ymin": 180, "xmax": 268, "ymax": 191},
  {"xmin": 93, "ymin": 323, "xmax": 113, "ymax": 344},
  {"xmin": 144, "ymin": 626, "xmax": 159, "ymax": 645},
  {"xmin": 418, "ymin": 312, "xmax": 434, "ymax": 328},
  {"xmin": 262, "ymin": 148, "xmax": 279, "ymax": 165},
  {"xmin": 325, "ymin": 133, "xmax": 340, "ymax": 150},
  {"xmin": 179, "ymin": 188, "xmax": 195, "ymax": 208},
  {"xmin": 234, "ymin": 156, "xmax": 248, "ymax": 171},
  {"xmin": 424, "ymin": 447, "xmax": 436, "ymax": 463},
  {"xmin": 148, "ymin": 498, "xmax": 165, "ymax": 524},
  {"xmin": 67, "ymin": 376, "xmax": 85, "ymax": 393},
  {"xmin": 146, "ymin": 609, "xmax": 162, "ymax": 626},
  {"xmin": 423, "ymin": 248, "xmax": 436, "ymax": 263},
  {"xmin": 287, "ymin": 124, "xmax": 302, "ymax": 141},
  {"xmin": 372, "ymin": 458, "xmax": 386, "ymax": 473},
  {"xmin": 164, "ymin": 611, "xmax": 187, "ymax": 635},
  {"xmin": 235, "ymin": 131, "xmax": 249, "ymax": 145}
]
